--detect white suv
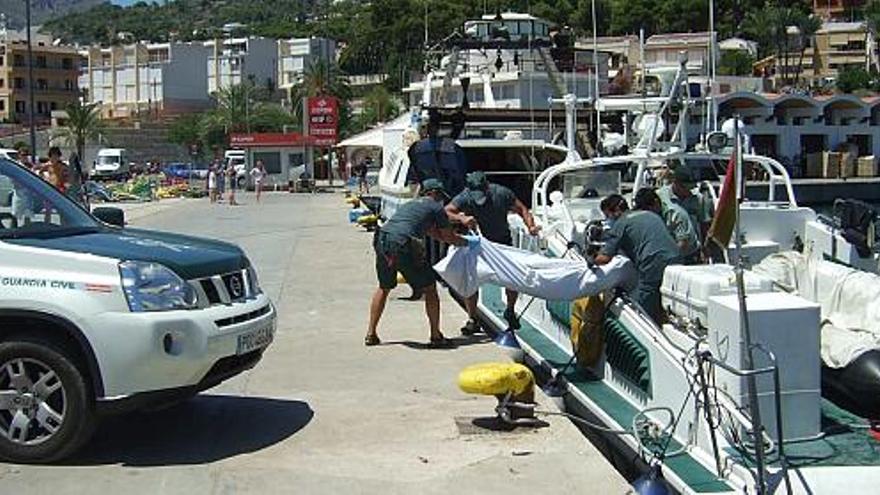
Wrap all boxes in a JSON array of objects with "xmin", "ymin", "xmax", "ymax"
[{"xmin": 0, "ymin": 157, "xmax": 276, "ymax": 462}]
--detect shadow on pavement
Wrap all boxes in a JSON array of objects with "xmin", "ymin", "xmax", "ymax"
[
  {"xmin": 384, "ymin": 334, "xmax": 492, "ymax": 350},
  {"xmin": 66, "ymin": 395, "xmax": 313, "ymax": 467}
]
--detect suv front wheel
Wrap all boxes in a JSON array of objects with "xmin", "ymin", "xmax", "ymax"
[{"xmin": 0, "ymin": 337, "xmax": 96, "ymax": 463}]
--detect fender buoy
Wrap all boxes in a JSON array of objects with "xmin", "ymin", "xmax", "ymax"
[{"xmin": 458, "ymin": 362, "xmax": 535, "ymax": 401}]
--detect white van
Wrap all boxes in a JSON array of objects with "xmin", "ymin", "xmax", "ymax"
[
  {"xmin": 0, "ymin": 156, "xmax": 276, "ymax": 462},
  {"xmin": 0, "ymin": 148, "xmax": 21, "ymax": 163},
  {"xmin": 93, "ymin": 148, "xmax": 129, "ymax": 179}
]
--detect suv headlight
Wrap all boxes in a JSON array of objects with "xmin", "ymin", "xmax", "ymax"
[
  {"xmin": 246, "ymin": 265, "xmax": 262, "ymax": 296},
  {"xmin": 119, "ymin": 261, "xmax": 198, "ymax": 311}
]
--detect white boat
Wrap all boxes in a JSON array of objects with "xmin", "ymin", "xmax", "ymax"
[{"xmin": 462, "ymin": 61, "xmax": 880, "ymax": 495}]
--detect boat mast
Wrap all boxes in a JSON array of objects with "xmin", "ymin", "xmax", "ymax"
[
  {"xmin": 733, "ymin": 118, "xmax": 768, "ymax": 494},
  {"xmin": 592, "ymin": 0, "xmax": 601, "ymax": 155}
]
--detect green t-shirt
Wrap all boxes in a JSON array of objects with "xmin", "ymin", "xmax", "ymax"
[
  {"xmin": 381, "ymin": 197, "xmax": 451, "ymax": 241},
  {"xmin": 662, "ymin": 201, "xmax": 700, "ymax": 257},
  {"xmin": 600, "ymin": 210, "xmax": 680, "ymax": 282},
  {"xmin": 450, "ymin": 183, "xmax": 517, "ymax": 242},
  {"xmin": 657, "ymin": 184, "xmax": 712, "ymax": 241}
]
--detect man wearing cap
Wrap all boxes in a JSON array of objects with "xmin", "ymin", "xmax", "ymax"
[
  {"xmin": 445, "ymin": 171, "xmax": 541, "ymax": 335},
  {"xmin": 595, "ymin": 188, "xmax": 681, "ymax": 323},
  {"xmin": 634, "ymin": 187, "xmax": 701, "ymax": 264},
  {"xmin": 657, "ymin": 164, "xmax": 713, "ymax": 254},
  {"xmin": 365, "ymin": 179, "xmax": 473, "ymax": 347}
]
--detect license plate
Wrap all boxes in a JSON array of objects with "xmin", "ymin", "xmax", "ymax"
[{"xmin": 236, "ymin": 326, "xmax": 274, "ymax": 355}]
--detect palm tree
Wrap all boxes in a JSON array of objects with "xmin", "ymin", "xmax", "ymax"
[
  {"xmin": 744, "ymin": 5, "xmax": 800, "ymax": 87},
  {"xmin": 199, "ymin": 82, "xmax": 296, "ymax": 149},
  {"xmin": 793, "ymin": 14, "xmax": 823, "ymax": 88},
  {"xmin": 203, "ymin": 82, "xmax": 263, "ymax": 134},
  {"xmin": 52, "ymin": 100, "xmax": 102, "ymax": 162},
  {"xmin": 358, "ymin": 85, "xmax": 400, "ymax": 131},
  {"xmin": 289, "ymin": 59, "xmax": 351, "ymax": 121},
  {"xmin": 864, "ymin": 0, "xmax": 880, "ymax": 73}
]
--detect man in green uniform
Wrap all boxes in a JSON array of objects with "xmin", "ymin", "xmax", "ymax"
[
  {"xmin": 634, "ymin": 187, "xmax": 700, "ymax": 264},
  {"xmin": 366, "ymin": 179, "xmax": 471, "ymax": 347},
  {"xmin": 657, "ymin": 164, "xmax": 713, "ymax": 251},
  {"xmin": 445, "ymin": 172, "xmax": 541, "ymax": 334},
  {"xmin": 595, "ymin": 188, "xmax": 681, "ymax": 323}
]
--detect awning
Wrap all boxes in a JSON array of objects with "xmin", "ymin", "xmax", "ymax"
[{"xmin": 335, "ymin": 126, "xmax": 384, "ymax": 149}]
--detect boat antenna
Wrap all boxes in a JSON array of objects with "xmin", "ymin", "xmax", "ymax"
[
  {"xmin": 424, "ymin": 0, "xmax": 429, "ymax": 48},
  {"xmin": 733, "ymin": 116, "xmax": 768, "ymax": 494},
  {"xmin": 592, "ymin": 0, "xmax": 601, "ymax": 156},
  {"xmin": 708, "ymin": 0, "xmax": 718, "ymax": 133}
]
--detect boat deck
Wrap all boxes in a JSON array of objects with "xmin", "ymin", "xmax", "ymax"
[{"xmin": 479, "ymin": 283, "xmax": 880, "ymax": 493}]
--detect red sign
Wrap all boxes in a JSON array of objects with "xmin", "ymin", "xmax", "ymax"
[
  {"xmin": 307, "ymin": 96, "xmax": 339, "ymax": 147},
  {"xmin": 229, "ymin": 133, "xmax": 315, "ymax": 147}
]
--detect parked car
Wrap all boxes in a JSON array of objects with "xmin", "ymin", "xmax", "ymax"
[
  {"xmin": 162, "ymin": 162, "xmax": 210, "ymax": 180},
  {"xmin": 0, "ymin": 155, "xmax": 276, "ymax": 462}
]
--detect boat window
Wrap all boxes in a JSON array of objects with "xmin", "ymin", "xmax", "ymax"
[{"xmin": 562, "ymin": 170, "xmax": 621, "ymax": 200}]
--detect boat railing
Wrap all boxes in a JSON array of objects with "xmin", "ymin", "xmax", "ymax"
[
  {"xmin": 696, "ymin": 345, "xmax": 792, "ymax": 495},
  {"xmin": 532, "ymin": 151, "xmax": 800, "ymax": 232}
]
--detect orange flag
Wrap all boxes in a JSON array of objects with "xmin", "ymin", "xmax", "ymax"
[{"xmin": 707, "ymin": 151, "xmax": 737, "ymax": 249}]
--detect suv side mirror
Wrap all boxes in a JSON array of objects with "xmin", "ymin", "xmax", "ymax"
[{"xmin": 92, "ymin": 207, "xmax": 125, "ymax": 227}]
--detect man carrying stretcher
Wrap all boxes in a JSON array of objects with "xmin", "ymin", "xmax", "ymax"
[{"xmin": 445, "ymin": 171, "xmax": 541, "ymax": 335}]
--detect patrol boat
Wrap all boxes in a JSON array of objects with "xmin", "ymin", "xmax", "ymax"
[
  {"xmin": 467, "ymin": 62, "xmax": 880, "ymax": 495},
  {"xmin": 378, "ymin": 12, "xmax": 605, "ymax": 219}
]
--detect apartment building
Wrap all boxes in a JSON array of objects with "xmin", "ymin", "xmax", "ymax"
[
  {"xmin": 813, "ymin": 0, "xmax": 864, "ymax": 20},
  {"xmin": 0, "ymin": 35, "xmax": 80, "ymax": 123},
  {"xmin": 277, "ymin": 37, "xmax": 336, "ymax": 91},
  {"xmin": 755, "ymin": 21, "xmax": 877, "ymax": 88},
  {"xmin": 79, "ymin": 42, "xmax": 210, "ymax": 119},
  {"xmin": 205, "ymin": 37, "xmax": 277, "ymax": 94}
]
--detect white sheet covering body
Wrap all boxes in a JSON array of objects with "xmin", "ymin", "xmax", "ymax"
[
  {"xmin": 434, "ymin": 238, "xmax": 636, "ymax": 300},
  {"xmin": 754, "ymin": 251, "xmax": 880, "ymax": 368}
]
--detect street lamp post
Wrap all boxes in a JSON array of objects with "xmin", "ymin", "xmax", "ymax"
[{"xmin": 25, "ymin": 0, "xmax": 37, "ymax": 160}]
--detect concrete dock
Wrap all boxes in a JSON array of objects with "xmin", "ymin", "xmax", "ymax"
[{"xmin": 0, "ymin": 193, "xmax": 631, "ymax": 494}]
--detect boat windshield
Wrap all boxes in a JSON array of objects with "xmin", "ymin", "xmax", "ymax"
[
  {"xmin": 0, "ymin": 158, "xmax": 101, "ymax": 239},
  {"xmin": 563, "ymin": 170, "xmax": 621, "ymax": 201}
]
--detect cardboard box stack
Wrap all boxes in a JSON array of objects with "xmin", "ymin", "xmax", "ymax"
[
  {"xmin": 840, "ymin": 151, "xmax": 857, "ymax": 178},
  {"xmin": 858, "ymin": 156, "xmax": 878, "ymax": 177},
  {"xmin": 822, "ymin": 151, "xmax": 841, "ymax": 178},
  {"xmin": 805, "ymin": 152, "xmax": 823, "ymax": 178}
]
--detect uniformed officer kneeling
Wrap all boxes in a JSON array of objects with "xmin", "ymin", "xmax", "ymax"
[{"xmin": 365, "ymin": 179, "xmax": 471, "ymax": 348}]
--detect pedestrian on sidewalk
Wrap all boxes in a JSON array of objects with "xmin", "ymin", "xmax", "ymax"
[
  {"xmin": 226, "ymin": 166, "xmax": 238, "ymax": 205},
  {"xmin": 365, "ymin": 178, "xmax": 471, "ymax": 348},
  {"xmin": 215, "ymin": 159, "xmax": 226, "ymax": 202},
  {"xmin": 42, "ymin": 146, "xmax": 71, "ymax": 194},
  {"xmin": 250, "ymin": 160, "xmax": 267, "ymax": 202},
  {"xmin": 208, "ymin": 166, "xmax": 218, "ymax": 203},
  {"xmin": 445, "ymin": 171, "xmax": 541, "ymax": 335}
]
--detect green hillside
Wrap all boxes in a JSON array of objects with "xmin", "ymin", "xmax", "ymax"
[
  {"xmin": 39, "ymin": 0, "xmax": 804, "ymax": 88},
  {"xmin": 2, "ymin": 0, "xmax": 104, "ymax": 30}
]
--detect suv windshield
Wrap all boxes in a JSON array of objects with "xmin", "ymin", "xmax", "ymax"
[
  {"xmin": 97, "ymin": 155, "xmax": 119, "ymax": 165},
  {"xmin": 0, "ymin": 158, "xmax": 100, "ymax": 239}
]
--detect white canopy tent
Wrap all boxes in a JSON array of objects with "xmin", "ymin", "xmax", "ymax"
[{"xmin": 336, "ymin": 113, "xmax": 416, "ymax": 175}]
